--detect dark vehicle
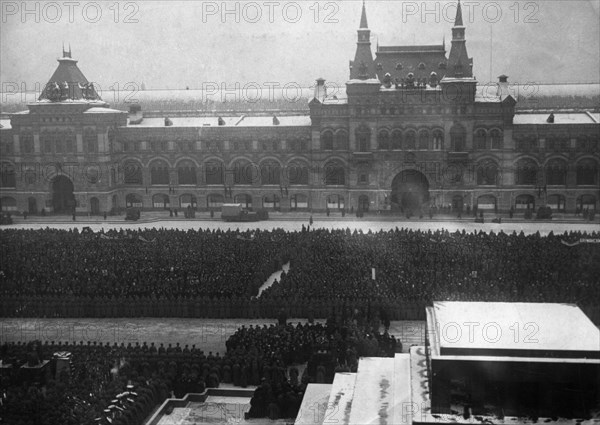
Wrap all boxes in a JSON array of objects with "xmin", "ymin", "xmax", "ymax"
[
  {"xmin": 221, "ymin": 204, "xmax": 268, "ymax": 222},
  {"xmin": 0, "ymin": 212, "xmax": 13, "ymax": 225}
]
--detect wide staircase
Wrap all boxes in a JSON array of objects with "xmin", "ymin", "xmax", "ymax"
[{"xmin": 295, "ymin": 353, "xmax": 413, "ymax": 425}]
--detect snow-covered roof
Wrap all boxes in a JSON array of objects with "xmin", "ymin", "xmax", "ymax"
[
  {"xmin": 0, "ymin": 119, "xmax": 11, "ymax": 130},
  {"xmin": 84, "ymin": 107, "xmax": 126, "ymax": 114},
  {"xmin": 346, "ymin": 78, "xmax": 382, "ymax": 85},
  {"xmin": 513, "ymin": 112, "xmax": 598, "ymax": 125},
  {"xmin": 128, "ymin": 115, "xmax": 311, "ymax": 128}
]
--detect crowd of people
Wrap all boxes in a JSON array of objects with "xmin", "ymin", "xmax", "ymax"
[
  {"xmin": 1, "ymin": 227, "xmax": 599, "ymax": 323},
  {"xmin": 0, "ymin": 340, "xmax": 171, "ymax": 425},
  {"xmin": 0, "ymin": 314, "xmax": 401, "ymax": 424}
]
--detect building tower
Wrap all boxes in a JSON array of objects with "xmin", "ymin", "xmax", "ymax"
[
  {"xmin": 38, "ymin": 47, "xmax": 101, "ymax": 102},
  {"xmin": 349, "ymin": 1, "xmax": 376, "ymax": 80},
  {"xmin": 446, "ymin": 0, "xmax": 473, "ymax": 78}
]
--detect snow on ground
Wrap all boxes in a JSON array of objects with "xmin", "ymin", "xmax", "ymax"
[{"xmin": 4, "ymin": 219, "xmax": 599, "ymax": 236}]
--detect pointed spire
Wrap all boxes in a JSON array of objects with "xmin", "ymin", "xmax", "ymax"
[
  {"xmin": 359, "ymin": 0, "xmax": 368, "ymax": 28},
  {"xmin": 454, "ymin": 0, "xmax": 463, "ymax": 26}
]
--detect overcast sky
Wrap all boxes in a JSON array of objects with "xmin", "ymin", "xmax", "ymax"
[{"xmin": 1, "ymin": 0, "xmax": 599, "ymax": 91}]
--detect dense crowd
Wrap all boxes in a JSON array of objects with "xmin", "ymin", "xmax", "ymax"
[
  {"xmin": 1, "ymin": 227, "xmax": 599, "ymax": 322},
  {"xmin": 0, "ymin": 340, "xmax": 170, "ymax": 425},
  {"xmin": 0, "ymin": 314, "xmax": 400, "ymax": 424}
]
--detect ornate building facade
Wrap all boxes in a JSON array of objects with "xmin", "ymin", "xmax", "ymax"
[{"xmin": 1, "ymin": 2, "xmax": 598, "ymax": 215}]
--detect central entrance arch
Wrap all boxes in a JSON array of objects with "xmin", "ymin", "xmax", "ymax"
[
  {"xmin": 51, "ymin": 175, "xmax": 75, "ymax": 213},
  {"xmin": 391, "ymin": 170, "xmax": 429, "ymax": 212}
]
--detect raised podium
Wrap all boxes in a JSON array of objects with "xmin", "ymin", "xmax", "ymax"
[
  {"xmin": 425, "ymin": 302, "xmax": 600, "ymax": 419},
  {"xmin": 293, "ymin": 301, "xmax": 599, "ymax": 425}
]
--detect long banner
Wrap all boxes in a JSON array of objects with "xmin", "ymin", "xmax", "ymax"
[{"xmin": 561, "ymin": 239, "xmax": 600, "ymax": 247}]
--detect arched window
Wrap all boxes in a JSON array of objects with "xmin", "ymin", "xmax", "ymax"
[
  {"xmin": 356, "ymin": 126, "xmax": 371, "ymax": 152},
  {"xmin": 263, "ymin": 194, "xmax": 280, "ymax": 210},
  {"xmin": 290, "ymin": 194, "xmax": 308, "ymax": 210},
  {"xmin": 477, "ymin": 160, "xmax": 499, "ymax": 185},
  {"xmin": 0, "ymin": 196, "xmax": 17, "ymax": 211},
  {"xmin": 576, "ymin": 159, "xmax": 598, "ymax": 185},
  {"xmin": 234, "ymin": 194, "xmax": 252, "ymax": 209},
  {"xmin": 577, "ymin": 195, "xmax": 597, "ymax": 211},
  {"xmin": 547, "ymin": 194, "xmax": 566, "ymax": 212},
  {"xmin": 288, "ymin": 162, "xmax": 309, "ymax": 185},
  {"xmin": 324, "ymin": 161, "xmax": 345, "ymax": 185},
  {"xmin": 326, "ymin": 194, "xmax": 345, "ymax": 210},
  {"xmin": 516, "ymin": 159, "xmax": 538, "ymax": 185},
  {"xmin": 450, "ymin": 124, "xmax": 466, "ymax": 152},
  {"xmin": 378, "ymin": 130, "xmax": 390, "ymax": 150},
  {"xmin": 260, "ymin": 160, "xmax": 281, "ymax": 185},
  {"xmin": 515, "ymin": 194, "xmax": 535, "ymax": 210},
  {"xmin": 518, "ymin": 137, "xmax": 538, "ymax": 152},
  {"xmin": 474, "ymin": 129, "xmax": 487, "ymax": 150},
  {"xmin": 179, "ymin": 194, "xmax": 197, "ymax": 208},
  {"xmin": 177, "ymin": 160, "xmax": 197, "ymax": 185},
  {"xmin": 0, "ymin": 163, "xmax": 16, "ymax": 188},
  {"xmin": 207, "ymin": 194, "xmax": 224, "ymax": 208},
  {"xmin": 233, "ymin": 160, "xmax": 257, "ymax": 185},
  {"xmin": 490, "ymin": 129, "xmax": 503, "ymax": 149},
  {"xmin": 123, "ymin": 161, "xmax": 143, "ymax": 185},
  {"xmin": 545, "ymin": 159, "xmax": 567, "ymax": 185},
  {"xmin": 391, "ymin": 130, "xmax": 402, "ymax": 150},
  {"xmin": 205, "ymin": 161, "xmax": 224, "ymax": 185},
  {"xmin": 150, "ymin": 160, "xmax": 170, "ymax": 185},
  {"xmin": 321, "ymin": 130, "xmax": 334, "ymax": 150},
  {"xmin": 404, "ymin": 131, "xmax": 416, "ymax": 150},
  {"xmin": 335, "ymin": 131, "xmax": 349, "ymax": 150},
  {"xmin": 152, "ymin": 194, "xmax": 169, "ymax": 209},
  {"xmin": 547, "ymin": 137, "xmax": 568, "ymax": 152},
  {"xmin": 432, "ymin": 130, "xmax": 444, "ymax": 150},
  {"xmin": 125, "ymin": 193, "xmax": 142, "ymax": 208},
  {"xmin": 84, "ymin": 128, "xmax": 97, "ymax": 153},
  {"xmin": 576, "ymin": 137, "xmax": 592, "ymax": 152},
  {"xmin": 477, "ymin": 195, "xmax": 497, "ymax": 211},
  {"xmin": 418, "ymin": 130, "xmax": 429, "ymax": 150}
]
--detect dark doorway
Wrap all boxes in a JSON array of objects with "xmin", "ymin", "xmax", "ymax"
[
  {"xmin": 358, "ymin": 195, "xmax": 370, "ymax": 212},
  {"xmin": 452, "ymin": 195, "xmax": 464, "ymax": 212},
  {"xmin": 90, "ymin": 197, "xmax": 100, "ymax": 215},
  {"xmin": 28, "ymin": 197, "xmax": 37, "ymax": 214},
  {"xmin": 391, "ymin": 170, "xmax": 429, "ymax": 212},
  {"xmin": 51, "ymin": 175, "xmax": 75, "ymax": 213}
]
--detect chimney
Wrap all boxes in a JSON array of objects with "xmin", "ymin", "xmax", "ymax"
[
  {"xmin": 313, "ymin": 78, "xmax": 327, "ymax": 103},
  {"xmin": 128, "ymin": 104, "xmax": 143, "ymax": 125},
  {"xmin": 497, "ymin": 74, "xmax": 509, "ymax": 98}
]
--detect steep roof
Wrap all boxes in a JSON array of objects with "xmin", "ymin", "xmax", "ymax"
[
  {"xmin": 375, "ymin": 44, "xmax": 447, "ymax": 82},
  {"xmin": 454, "ymin": 0, "xmax": 464, "ymax": 26},
  {"xmin": 38, "ymin": 50, "xmax": 101, "ymax": 102},
  {"xmin": 359, "ymin": 0, "xmax": 368, "ymax": 28}
]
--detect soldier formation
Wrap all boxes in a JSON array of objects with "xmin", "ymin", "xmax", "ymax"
[{"xmin": 1, "ymin": 227, "xmax": 598, "ymax": 321}]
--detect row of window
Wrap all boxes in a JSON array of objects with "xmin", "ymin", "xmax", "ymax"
[
  {"xmin": 2, "ymin": 193, "xmax": 596, "ymax": 213},
  {"xmin": 121, "ymin": 139, "xmax": 310, "ymax": 153},
  {"xmin": 1, "ymin": 158, "xmax": 595, "ymax": 188},
  {"xmin": 124, "ymin": 193, "xmax": 313, "ymax": 210},
  {"xmin": 515, "ymin": 158, "xmax": 598, "ymax": 186},
  {"xmin": 354, "ymin": 105, "xmax": 469, "ymax": 116},
  {"xmin": 322, "ymin": 124, "xmax": 469, "ymax": 152},
  {"xmin": 516, "ymin": 137, "xmax": 598, "ymax": 152},
  {"xmin": 124, "ymin": 161, "xmax": 315, "ymax": 186},
  {"xmin": 18, "ymin": 131, "xmax": 104, "ymax": 154}
]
